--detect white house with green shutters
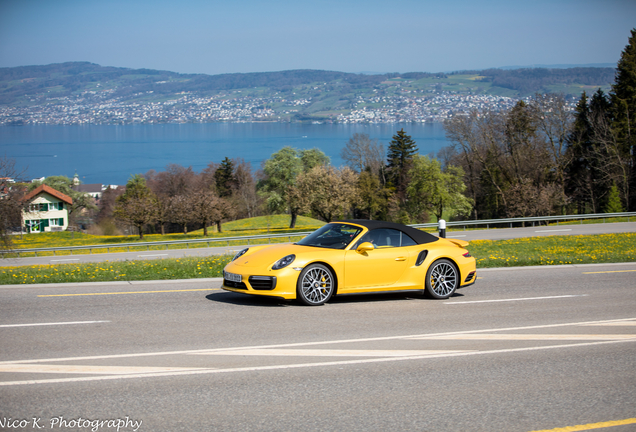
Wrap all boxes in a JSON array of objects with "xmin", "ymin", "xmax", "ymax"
[{"xmin": 21, "ymin": 184, "xmax": 73, "ymax": 233}]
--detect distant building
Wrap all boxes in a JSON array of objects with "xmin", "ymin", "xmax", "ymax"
[
  {"xmin": 21, "ymin": 184, "xmax": 73, "ymax": 233},
  {"xmin": 71, "ymin": 172, "xmax": 119, "ymax": 203},
  {"xmin": 0, "ymin": 177, "xmax": 16, "ymax": 199},
  {"xmin": 73, "ymin": 183, "xmax": 104, "ymax": 201}
]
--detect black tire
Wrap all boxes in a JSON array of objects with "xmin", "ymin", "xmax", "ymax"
[
  {"xmin": 424, "ymin": 259, "xmax": 458, "ymax": 299},
  {"xmin": 296, "ymin": 264, "xmax": 335, "ymax": 306}
]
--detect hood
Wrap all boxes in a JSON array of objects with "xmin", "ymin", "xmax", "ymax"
[{"xmin": 232, "ymin": 243, "xmax": 312, "ymax": 269}]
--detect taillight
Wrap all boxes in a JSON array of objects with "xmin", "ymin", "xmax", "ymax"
[{"xmin": 463, "ymin": 252, "xmax": 472, "ymax": 258}]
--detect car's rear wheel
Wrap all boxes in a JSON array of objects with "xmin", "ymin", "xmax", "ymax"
[
  {"xmin": 297, "ymin": 264, "xmax": 334, "ymax": 306},
  {"xmin": 424, "ymin": 259, "xmax": 458, "ymax": 299}
]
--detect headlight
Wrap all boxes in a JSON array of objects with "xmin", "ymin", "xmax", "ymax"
[
  {"xmin": 272, "ymin": 254, "xmax": 295, "ymax": 270},
  {"xmin": 232, "ymin": 248, "xmax": 249, "ymax": 262}
]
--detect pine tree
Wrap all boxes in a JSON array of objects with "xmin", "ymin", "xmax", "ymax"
[
  {"xmin": 214, "ymin": 157, "xmax": 235, "ymax": 198},
  {"xmin": 565, "ymin": 91, "xmax": 609, "ymax": 213},
  {"xmin": 610, "ymin": 28, "xmax": 636, "ymax": 210},
  {"xmin": 386, "ymin": 129, "xmax": 418, "ymax": 210},
  {"xmin": 604, "ymin": 183, "xmax": 624, "ymax": 213}
]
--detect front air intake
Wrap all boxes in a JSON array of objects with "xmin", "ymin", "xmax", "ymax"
[{"xmin": 248, "ymin": 276, "xmax": 277, "ymax": 290}]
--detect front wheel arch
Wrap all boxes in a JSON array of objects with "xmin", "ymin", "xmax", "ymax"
[{"xmin": 297, "ymin": 261, "xmax": 338, "ymax": 294}]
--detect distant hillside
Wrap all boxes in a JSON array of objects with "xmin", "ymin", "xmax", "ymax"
[
  {"xmin": 0, "ymin": 62, "xmax": 615, "ymax": 104},
  {"xmin": 0, "ymin": 62, "xmax": 616, "ymax": 125},
  {"xmin": 497, "ymin": 62, "xmax": 616, "ymax": 70}
]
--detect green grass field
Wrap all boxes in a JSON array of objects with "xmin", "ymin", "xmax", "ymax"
[
  {"xmin": 1, "ymin": 232, "xmax": 634, "ymax": 285},
  {"xmin": 6, "ymin": 215, "xmax": 324, "ymax": 257}
]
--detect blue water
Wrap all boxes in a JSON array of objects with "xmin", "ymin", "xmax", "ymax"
[{"xmin": 1, "ymin": 122, "xmax": 449, "ymax": 185}]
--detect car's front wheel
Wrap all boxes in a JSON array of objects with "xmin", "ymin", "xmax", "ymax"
[
  {"xmin": 297, "ymin": 264, "xmax": 334, "ymax": 306},
  {"xmin": 424, "ymin": 259, "xmax": 458, "ymax": 299}
]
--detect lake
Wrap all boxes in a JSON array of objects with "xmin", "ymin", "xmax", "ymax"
[{"xmin": 1, "ymin": 122, "xmax": 450, "ymax": 185}]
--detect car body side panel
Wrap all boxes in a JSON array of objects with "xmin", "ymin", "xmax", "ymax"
[{"xmin": 343, "ymin": 247, "xmax": 412, "ymax": 289}]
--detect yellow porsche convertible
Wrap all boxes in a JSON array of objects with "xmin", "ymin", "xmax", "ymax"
[{"xmin": 222, "ymin": 220, "xmax": 476, "ymax": 306}]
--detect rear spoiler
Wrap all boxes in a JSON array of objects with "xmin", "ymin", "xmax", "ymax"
[{"xmin": 447, "ymin": 238, "xmax": 469, "ymax": 248}]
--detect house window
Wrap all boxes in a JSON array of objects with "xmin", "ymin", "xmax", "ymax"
[
  {"xmin": 50, "ymin": 218, "xmax": 64, "ymax": 226},
  {"xmin": 30, "ymin": 203, "xmax": 50, "ymax": 212},
  {"xmin": 25, "ymin": 219, "xmax": 48, "ymax": 232}
]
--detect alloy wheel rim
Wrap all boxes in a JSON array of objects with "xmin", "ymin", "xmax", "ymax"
[
  {"xmin": 301, "ymin": 267, "xmax": 333, "ymax": 304},
  {"xmin": 430, "ymin": 262, "xmax": 457, "ymax": 296}
]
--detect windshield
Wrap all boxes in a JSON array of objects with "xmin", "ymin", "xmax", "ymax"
[{"xmin": 297, "ymin": 223, "xmax": 362, "ymax": 249}]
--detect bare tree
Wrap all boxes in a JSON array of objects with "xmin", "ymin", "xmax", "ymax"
[
  {"xmin": 506, "ymin": 179, "xmax": 567, "ymax": 218},
  {"xmin": 341, "ymin": 133, "xmax": 385, "ymax": 180},
  {"xmin": 212, "ymin": 197, "xmax": 236, "ymax": 234},
  {"xmin": 189, "ymin": 189, "xmax": 221, "ymax": 237},
  {"xmin": 147, "ymin": 164, "xmax": 196, "ymax": 198},
  {"xmin": 232, "ymin": 159, "xmax": 260, "ymax": 219},
  {"xmin": 530, "ymin": 93, "xmax": 573, "ymax": 200},
  {"xmin": 154, "ymin": 196, "xmax": 171, "ymax": 235},
  {"xmin": 168, "ymin": 194, "xmax": 195, "ymax": 235},
  {"xmin": 588, "ymin": 109, "xmax": 632, "ymax": 209},
  {"xmin": 0, "ymin": 156, "xmax": 26, "ymax": 249},
  {"xmin": 113, "ymin": 175, "xmax": 157, "ymax": 240}
]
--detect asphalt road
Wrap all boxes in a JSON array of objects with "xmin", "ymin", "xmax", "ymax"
[
  {"xmin": 3, "ymin": 221, "xmax": 636, "ymax": 267},
  {"xmin": 1, "ymin": 262, "xmax": 635, "ymax": 431}
]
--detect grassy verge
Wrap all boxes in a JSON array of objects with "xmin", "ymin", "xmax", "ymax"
[
  {"xmin": 1, "ymin": 233, "xmax": 634, "ymax": 285},
  {"xmin": 468, "ymin": 233, "xmax": 636, "ymax": 268},
  {"xmin": 1, "ymin": 255, "xmax": 234, "ymax": 285},
  {"xmin": 4, "ymin": 215, "xmax": 324, "ymax": 258}
]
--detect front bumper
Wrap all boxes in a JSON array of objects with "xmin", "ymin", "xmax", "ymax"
[{"xmin": 222, "ymin": 265, "xmax": 299, "ymax": 299}]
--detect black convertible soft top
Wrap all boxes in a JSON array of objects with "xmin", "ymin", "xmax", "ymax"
[{"xmin": 337, "ymin": 219, "xmax": 439, "ymax": 245}]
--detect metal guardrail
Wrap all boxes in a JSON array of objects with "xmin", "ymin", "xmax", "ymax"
[
  {"xmin": 2, "ymin": 231, "xmax": 314, "ymax": 258},
  {"xmin": 410, "ymin": 212, "xmax": 636, "ymax": 230},
  {"xmin": 3, "ymin": 212, "xmax": 635, "ymax": 258}
]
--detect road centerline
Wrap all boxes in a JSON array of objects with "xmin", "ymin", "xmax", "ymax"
[
  {"xmin": 37, "ymin": 288, "xmax": 221, "ymax": 297},
  {"xmin": 444, "ymin": 294, "xmax": 588, "ymax": 304},
  {"xmin": 0, "ymin": 320, "xmax": 109, "ymax": 328}
]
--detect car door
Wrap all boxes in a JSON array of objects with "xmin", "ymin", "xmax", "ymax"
[{"xmin": 344, "ymin": 229, "xmax": 411, "ymax": 289}]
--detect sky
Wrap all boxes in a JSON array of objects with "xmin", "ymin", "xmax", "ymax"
[{"xmin": 0, "ymin": 0, "xmax": 634, "ymax": 76}]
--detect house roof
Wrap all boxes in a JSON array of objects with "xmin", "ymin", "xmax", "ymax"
[
  {"xmin": 22, "ymin": 184, "xmax": 73, "ymax": 205},
  {"xmin": 73, "ymin": 183, "xmax": 103, "ymax": 193}
]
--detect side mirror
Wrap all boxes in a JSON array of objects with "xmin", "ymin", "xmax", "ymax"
[{"xmin": 356, "ymin": 242, "xmax": 375, "ymax": 253}]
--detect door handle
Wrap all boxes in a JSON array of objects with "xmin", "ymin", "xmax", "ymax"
[{"xmin": 395, "ymin": 257, "xmax": 407, "ymax": 261}]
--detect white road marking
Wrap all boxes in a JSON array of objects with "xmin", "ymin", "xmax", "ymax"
[
  {"xmin": 534, "ymin": 229, "xmax": 572, "ymax": 233},
  {"xmin": 1, "ymin": 339, "xmax": 634, "ymax": 387},
  {"xmin": 579, "ymin": 321, "xmax": 636, "ymax": 326},
  {"xmin": 0, "ymin": 364, "xmax": 208, "ymax": 375},
  {"xmin": 411, "ymin": 334, "xmax": 636, "ymax": 341},
  {"xmin": 137, "ymin": 254, "xmax": 168, "ymax": 258},
  {"xmin": 1, "ymin": 317, "xmax": 635, "ymax": 387},
  {"xmin": 0, "ymin": 320, "xmax": 109, "ymax": 328},
  {"xmin": 447, "ymin": 235, "xmax": 467, "ymax": 238},
  {"xmin": 194, "ymin": 349, "xmax": 469, "ymax": 357},
  {"xmin": 444, "ymin": 295, "xmax": 587, "ymax": 304},
  {"xmin": 2, "ymin": 317, "xmax": 635, "ymax": 366},
  {"xmin": 50, "ymin": 259, "xmax": 80, "ymax": 262}
]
